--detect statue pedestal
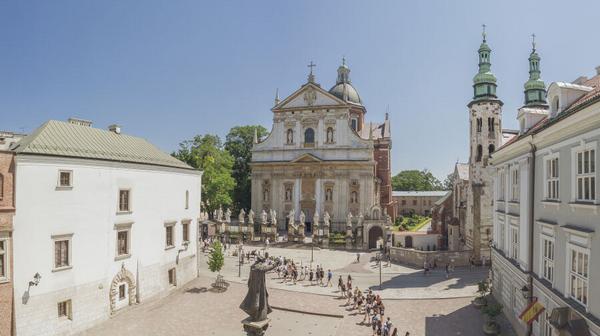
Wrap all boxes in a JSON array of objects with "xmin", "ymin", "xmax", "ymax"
[
  {"xmin": 242, "ymin": 318, "xmax": 270, "ymax": 336},
  {"xmin": 345, "ymin": 236, "xmax": 353, "ymax": 250}
]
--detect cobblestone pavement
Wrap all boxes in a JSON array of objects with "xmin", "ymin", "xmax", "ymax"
[
  {"xmin": 81, "ymin": 247, "xmax": 516, "ymax": 336},
  {"xmin": 215, "ymin": 246, "xmax": 489, "ymax": 299},
  {"xmin": 81, "ymin": 275, "xmax": 515, "ymax": 336}
]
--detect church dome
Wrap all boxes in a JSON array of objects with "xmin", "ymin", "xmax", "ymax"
[
  {"xmin": 328, "ymin": 59, "xmax": 363, "ymax": 105},
  {"xmin": 329, "ymin": 82, "xmax": 362, "ymax": 104}
]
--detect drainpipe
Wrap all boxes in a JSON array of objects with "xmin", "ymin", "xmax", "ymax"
[{"xmin": 527, "ymin": 139, "xmax": 536, "ymax": 336}]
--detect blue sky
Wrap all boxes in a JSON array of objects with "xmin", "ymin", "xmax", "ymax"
[{"xmin": 2, "ymin": 0, "xmax": 599, "ymax": 179}]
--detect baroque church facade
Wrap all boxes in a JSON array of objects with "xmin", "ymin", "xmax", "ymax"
[{"xmin": 250, "ymin": 60, "xmax": 392, "ymax": 247}]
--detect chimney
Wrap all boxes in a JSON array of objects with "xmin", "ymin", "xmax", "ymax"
[
  {"xmin": 108, "ymin": 124, "xmax": 121, "ymax": 134},
  {"xmin": 68, "ymin": 118, "xmax": 92, "ymax": 127},
  {"xmin": 596, "ymin": 65, "xmax": 600, "ymax": 76}
]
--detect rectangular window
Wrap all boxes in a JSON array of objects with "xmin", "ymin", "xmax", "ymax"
[
  {"xmin": 168, "ymin": 268, "xmax": 176, "ymax": 286},
  {"xmin": 0, "ymin": 240, "xmax": 6, "ymax": 280},
  {"xmin": 117, "ymin": 231, "xmax": 129, "ymax": 256},
  {"xmin": 166, "ymin": 226, "xmax": 174, "ymax": 248},
  {"xmin": 401, "ymin": 200, "xmax": 406, "ymax": 205},
  {"xmin": 58, "ymin": 170, "xmax": 72, "ymax": 188},
  {"xmin": 576, "ymin": 149, "xmax": 595, "ymax": 202},
  {"xmin": 57, "ymin": 300, "xmax": 72, "ymax": 320},
  {"xmin": 498, "ymin": 169, "xmax": 506, "ymax": 200},
  {"xmin": 412, "ymin": 200, "xmax": 417, "ymax": 206},
  {"xmin": 542, "ymin": 311, "xmax": 554, "ymax": 336},
  {"xmin": 182, "ymin": 222, "xmax": 189, "ymax": 242},
  {"xmin": 545, "ymin": 157, "xmax": 559, "ymax": 200},
  {"xmin": 541, "ymin": 237, "xmax": 554, "ymax": 282},
  {"xmin": 119, "ymin": 284, "xmax": 126, "ymax": 300},
  {"xmin": 511, "ymin": 167, "xmax": 520, "ymax": 201},
  {"xmin": 54, "ymin": 240, "xmax": 70, "ymax": 269},
  {"xmin": 185, "ymin": 190, "xmax": 189, "ymax": 209},
  {"xmin": 510, "ymin": 227, "xmax": 519, "ymax": 260},
  {"xmin": 568, "ymin": 247, "xmax": 589, "ymax": 306},
  {"xmin": 119, "ymin": 189, "xmax": 130, "ymax": 212}
]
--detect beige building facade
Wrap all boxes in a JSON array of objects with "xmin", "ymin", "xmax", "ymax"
[
  {"xmin": 391, "ymin": 191, "xmax": 449, "ymax": 217},
  {"xmin": 250, "ymin": 61, "xmax": 392, "ymax": 248}
]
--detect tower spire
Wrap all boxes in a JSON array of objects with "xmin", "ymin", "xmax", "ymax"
[
  {"xmin": 471, "ymin": 24, "xmax": 498, "ymax": 101},
  {"xmin": 523, "ymin": 33, "xmax": 547, "ymax": 107},
  {"xmin": 274, "ymin": 88, "xmax": 280, "ymax": 106}
]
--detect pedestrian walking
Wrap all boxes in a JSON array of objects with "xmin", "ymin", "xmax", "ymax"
[
  {"xmin": 265, "ymin": 238, "xmax": 270, "ymax": 250},
  {"xmin": 356, "ymin": 252, "xmax": 360, "ymax": 263},
  {"xmin": 326, "ymin": 269, "xmax": 333, "ymax": 287},
  {"xmin": 445, "ymin": 263, "xmax": 450, "ymax": 279}
]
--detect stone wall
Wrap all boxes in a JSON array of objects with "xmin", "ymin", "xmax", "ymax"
[
  {"xmin": 0, "ymin": 150, "xmax": 15, "ymax": 336},
  {"xmin": 389, "ymin": 247, "xmax": 473, "ymax": 268}
]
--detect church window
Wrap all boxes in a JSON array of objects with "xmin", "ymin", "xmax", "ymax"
[
  {"xmin": 304, "ymin": 128, "xmax": 315, "ymax": 144},
  {"xmin": 351, "ymin": 118, "xmax": 358, "ymax": 131},
  {"xmin": 326, "ymin": 127, "xmax": 334, "ymax": 143},
  {"xmin": 488, "ymin": 144, "xmax": 495, "ymax": 158},
  {"xmin": 476, "ymin": 145, "xmax": 483, "ymax": 162},
  {"xmin": 286, "ymin": 129, "xmax": 294, "ymax": 144},
  {"xmin": 0, "ymin": 174, "xmax": 3, "ymax": 200},
  {"xmin": 488, "ymin": 118, "xmax": 495, "ymax": 132},
  {"xmin": 476, "ymin": 118, "xmax": 482, "ymax": 132}
]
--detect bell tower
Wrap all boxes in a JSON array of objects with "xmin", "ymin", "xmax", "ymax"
[{"xmin": 466, "ymin": 25, "xmax": 503, "ymax": 261}]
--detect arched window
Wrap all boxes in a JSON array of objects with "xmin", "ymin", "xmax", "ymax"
[
  {"xmin": 476, "ymin": 145, "xmax": 483, "ymax": 162},
  {"xmin": 351, "ymin": 118, "xmax": 358, "ymax": 131},
  {"xmin": 304, "ymin": 128, "xmax": 315, "ymax": 144},
  {"xmin": 488, "ymin": 144, "xmax": 495, "ymax": 158},
  {"xmin": 0, "ymin": 174, "xmax": 3, "ymax": 199},
  {"xmin": 326, "ymin": 127, "xmax": 334, "ymax": 143},
  {"xmin": 476, "ymin": 118, "xmax": 482, "ymax": 132},
  {"xmin": 488, "ymin": 118, "xmax": 495, "ymax": 132},
  {"xmin": 286, "ymin": 129, "xmax": 294, "ymax": 144}
]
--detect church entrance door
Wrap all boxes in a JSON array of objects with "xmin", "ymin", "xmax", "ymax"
[
  {"xmin": 302, "ymin": 208, "xmax": 312, "ymax": 236},
  {"xmin": 368, "ymin": 226, "xmax": 383, "ymax": 249}
]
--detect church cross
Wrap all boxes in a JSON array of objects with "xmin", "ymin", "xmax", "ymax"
[
  {"xmin": 307, "ymin": 61, "xmax": 316, "ymax": 75},
  {"xmin": 482, "ymin": 24, "xmax": 487, "ymax": 42},
  {"xmin": 531, "ymin": 33, "xmax": 536, "ymax": 50}
]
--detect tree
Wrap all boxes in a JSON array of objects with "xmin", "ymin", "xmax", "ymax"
[
  {"xmin": 224, "ymin": 125, "xmax": 268, "ymax": 212},
  {"xmin": 172, "ymin": 134, "xmax": 235, "ymax": 216},
  {"xmin": 442, "ymin": 172, "xmax": 455, "ymax": 190},
  {"xmin": 207, "ymin": 240, "xmax": 225, "ymax": 274},
  {"xmin": 391, "ymin": 169, "xmax": 443, "ymax": 191}
]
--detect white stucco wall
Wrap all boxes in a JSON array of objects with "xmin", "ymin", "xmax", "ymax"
[{"xmin": 13, "ymin": 155, "xmax": 202, "ymax": 336}]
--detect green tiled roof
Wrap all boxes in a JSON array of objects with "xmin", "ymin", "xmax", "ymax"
[{"xmin": 13, "ymin": 120, "xmax": 194, "ymax": 170}]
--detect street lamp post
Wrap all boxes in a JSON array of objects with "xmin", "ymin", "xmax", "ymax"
[
  {"xmin": 311, "ymin": 242, "xmax": 314, "ymax": 263},
  {"xmin": 378, "ymin": 252, "xmax": 382, "ymax": 290},
  {"xmin": 238, "ymin": 246, "xmax": 243, "ymax": 277}
]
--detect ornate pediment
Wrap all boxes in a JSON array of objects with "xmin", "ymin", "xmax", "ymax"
[
  {"xmin": 274, "ymin": 83, "xmax": 346, "ymax": 111},
  {"xmin": 291, "ymin": 153, "xmax": 322, "ymax": 163}
]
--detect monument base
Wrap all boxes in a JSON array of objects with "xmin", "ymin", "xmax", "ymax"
[{"xmin": 242, "ymin": 318, "xmax": 270, "ymax": 336}]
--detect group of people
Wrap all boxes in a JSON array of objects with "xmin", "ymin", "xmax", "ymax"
[
  {"xmin": 422, "ymin": 258, "xmax": 455, "ymax": 278},
  {"xmin": 336, "ymin": 275, "xmax": 402, "ymax": 336},
  {"xmin": 273, "ymin": 257, "xmax": 333, "ymax": 287}
]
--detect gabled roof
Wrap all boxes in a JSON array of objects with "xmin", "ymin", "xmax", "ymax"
[
  {"xmin": 272, "ymin": 82, "xmax": 347, "ymax": 111},
  {"xmin": 13, "ymin": 120, "xmax": 194, "ymax": 170},
  {"xmin": 434, "ymin": 190, "xmax": 453, "ymax": 206}
]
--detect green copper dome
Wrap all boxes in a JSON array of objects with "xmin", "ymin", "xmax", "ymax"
[
  {"xmin": 523, "ymin": 35, "xmax": 548, "ymax": 107},
  {"xmin": 472, "ymin": 27, "xmax": 498, "ymax": 101}
]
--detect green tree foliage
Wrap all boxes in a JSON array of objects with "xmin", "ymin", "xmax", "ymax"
[
  {"xmin": 224, "ymin": 125, "xmax": 268, "ymax": 212},
  {"xmin": 172, "ymin": 134, "xmax": 235, "ymax": 216},
  {"xmin": 207, "ymin": 240, "xmax": 225, "ymax": 273},
  {"xmin": 442, "ymin": 172, "xmax": 455, "ymax": 190},
  {"xmin": 391, "ymin": 169, "xmax": 444, "ymax": 191}
]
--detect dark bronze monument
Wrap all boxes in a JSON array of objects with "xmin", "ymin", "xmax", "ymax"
[{"xmin": 240, "ymin": 254, "xmax": 278, "ymax": 335}]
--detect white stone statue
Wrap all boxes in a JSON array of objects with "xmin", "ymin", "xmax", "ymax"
[
  {"xmin": 346, "ymin": 212, "xmax": 353, "ymax": 228},
  {"xmin": 323, "ymin": 211, "xmax": 331, "ymax": 227},
  {"xmin": 299, "ymin": 211, "xmax": 305, "ymax": 225},
  {"xmin": 238, "ymin": 209, "xmax": 246, "ymax": 224},
  {"xmin": 287, "ymin": 209, "xmax": 295, "ymax": 222},
  {"xmin": 270, "ymin": 209, "xmax": 277, "ymax": 227},
  {"xmin": 358, "ymin": 212, "xmax": 364, "ymax": 226},
  {"xmin": 217, "ymin": 207, "xmax": 224, "ymax": 222},
  {"xmin": 261, "ymin": 210, "xmax": 268, "ymax": 225},
  {"xmin": 313, "ymin": 211, "xmax": 319, "ymax": 229},
  {"xmin": 213, "ymin": 209, "xmax": 217, "ymax": 221},
  {"xmin": 248, "ymin": 209, "xmax": 255, "ymax": 224},
  {"xmin": 225, "ymin": 208, "xmax": 232, "ymax": 223}
]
